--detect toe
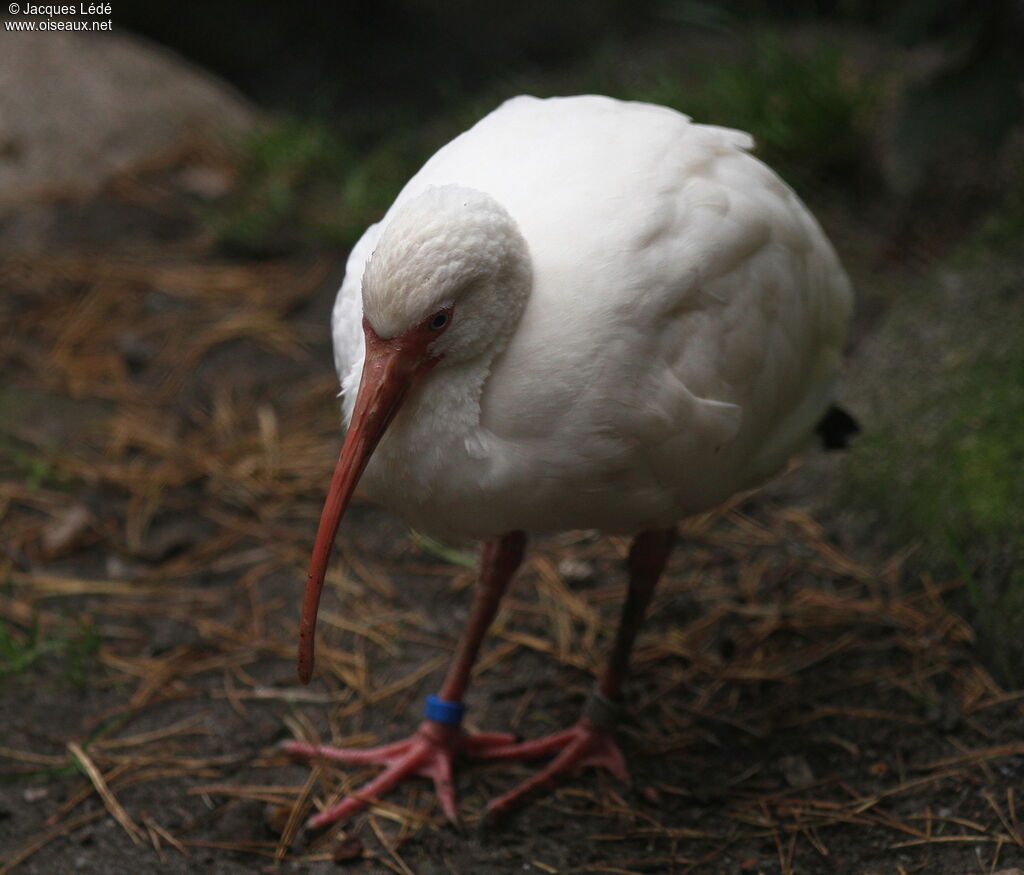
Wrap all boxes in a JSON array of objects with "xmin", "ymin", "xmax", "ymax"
[
  {"xmin": 422, "ymin": 755, "xmax": 459, "ymax": 824},
  {"xmin": 287, "ymin": 736, "xmax": 417, "ymax": 766},
  {"xmin": 305, "ymin": 743, "xmax": 427, "ymax": 829},
  {"xmin": 482, "ymin": 722, "xmax": 630, "ymax": 821}
]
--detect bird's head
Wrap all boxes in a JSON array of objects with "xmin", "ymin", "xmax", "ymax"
[{"xmin": 297, "ymin": 185, "xmax": 530, "ymax": 682}]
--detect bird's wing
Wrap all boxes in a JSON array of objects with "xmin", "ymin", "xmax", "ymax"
[
  {"xmin": 333, "ymin": 95, "xmax": 851, "ymax": 504},
  {"xmin": 331, "ymin": 220, "xmax": 381, "ymax": 425},
  {"xmin": 636, "ymin": 175, "xmax": 853, "ymax": 501},
  {"xmin": 463, "ymin": 99, "xmax": 851, "ymax": 508},
  {"xmin": 606, "ymin": 140, "xmax": 852, "ymax": 506}
]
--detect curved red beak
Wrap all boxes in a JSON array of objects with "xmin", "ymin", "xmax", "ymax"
[{"xmin": 298, "ymin": 317, "xmax": 440, "ymax": 683}]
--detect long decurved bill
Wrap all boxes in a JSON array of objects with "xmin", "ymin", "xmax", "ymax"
[{"xmin": 298, "ymin": 317, "xmax": 439, "ymax": 683}]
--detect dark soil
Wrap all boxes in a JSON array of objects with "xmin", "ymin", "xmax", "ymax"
[{"xmin": 1, "ymin": 137, "xmax": 1023, "ymax": 875}]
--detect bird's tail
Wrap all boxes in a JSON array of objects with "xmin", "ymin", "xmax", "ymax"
[{"xmin": 815, "ymin": 405, "xmax": 860, "ymax": 451}]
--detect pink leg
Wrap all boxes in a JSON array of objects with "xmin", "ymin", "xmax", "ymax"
[
  {"xmin": 476, "ymin": 528, "xmax": 677, "ymax": 820},
  {"xmin": 284, "ymin": 532, "xmax": 526, "ymax": 829}
]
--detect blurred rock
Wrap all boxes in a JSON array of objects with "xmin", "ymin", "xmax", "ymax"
[
  {"xmin": 0, "ymin": 29, "xmax": 255, "ymax": 204},
  {"xmin": 778, "ymin": 754, "xmax": 815, "ymax": 788},
  {"xmin": 0, "ymin": 27, "xmax": 258, "ymax": 253}
]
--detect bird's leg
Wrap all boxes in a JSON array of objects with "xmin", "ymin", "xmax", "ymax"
[
  {"xmin": 283, "ymin": 531, "xmax": 526, "ymax": 829},
  {"xmin": 475, "ymin": 527, "xmax": 677, "ymax": 820}
]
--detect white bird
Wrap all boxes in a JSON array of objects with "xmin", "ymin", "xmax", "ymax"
[{"xmin": 285, "ymin": 94, "xmax": 853, "ymax": 829}]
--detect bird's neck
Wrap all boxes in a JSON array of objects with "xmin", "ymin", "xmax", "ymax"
[
  {"xmin": 362, "ymin": 352, "xmax": 496, "ymax": 523},
  {"xmin": 405, "ymin": 348, "xmax": 497, "ymax": 448}
]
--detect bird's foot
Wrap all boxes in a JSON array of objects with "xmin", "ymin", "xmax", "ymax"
[
  {"xmin": 473, "ymin": 717, "xmax": 630, "ymax": 821},
  {"xmin": 281, "ymin": 720, "xmax": 517, "ymax": 830}
]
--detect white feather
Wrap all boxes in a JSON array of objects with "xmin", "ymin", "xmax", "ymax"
[{"xmin": 331, "ymin": 95, "xmax": 852, "ymax": 540}]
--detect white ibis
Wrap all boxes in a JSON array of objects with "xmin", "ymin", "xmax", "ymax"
[{"xmin": 284, "ymin": 95, "xmax": 853, "ymax": 828}]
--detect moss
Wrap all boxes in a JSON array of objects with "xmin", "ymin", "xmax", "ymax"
[
  {"xmin": 848, "ymin": 283, "xmax": 1023, "ymax": 542},
  {"xmin": 963, "ymin": 157, "xmax": 1024, "ymax": 255},
  {"xmin": 843, "ymin": 237, "xmax": 1024, "ymax": 682}
]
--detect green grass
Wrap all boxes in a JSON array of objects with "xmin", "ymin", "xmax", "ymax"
[
  {"xmin": 209, "ymin": 117, "xmax": 356, "ymax": 256},
  {"xmin": 966, "ymin": 156, "xmax": 1024, "ymax": 255},
  {"xmin": 209, "ymin": 116, "xmax": 450, "ymax": 257},
  {"xmin": 411, "ymin": 532, "xmax": 477, "ymax": 569},
  {"xmin": 0, "ymin": 437, "xmax": 65, "ymax": 491},
  {"xmin": 849, "ymin": 342, "xmax": 1024, "ymax": 543},
  {"xmin": 843, "ymin": 232, "xmax": 1024, "ymax": 682},
  {"xmin": 616, "ymin": 35, "xmax": 879, "ymax": 191},
  {"xmin": 0, "ymin": 615, "xmax": 101, "ymax": 686}
]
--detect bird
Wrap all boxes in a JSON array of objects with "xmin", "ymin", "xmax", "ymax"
[{"xmin": 283, "ymin": 94, "xmax": 853, "ymax": 830}]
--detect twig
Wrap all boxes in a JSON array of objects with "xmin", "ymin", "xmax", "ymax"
[{"xmin": 66, "ymin": 741, "xmax": 143, "ymax": 845}]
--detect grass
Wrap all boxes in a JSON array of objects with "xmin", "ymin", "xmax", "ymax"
[
  {"xmin": 0, "ymin": 437, "xmax": 66, "ymax": 492},
  {"xmin": 966, "ymin": 149, "xmax": 1024, "ymax": 254},
  {"xmin": 842, "ymin": 206, "xmax": 1024, "ymax": 681},
  {"xmin": 849, "ymin": 337, "xmax": 1023, "ymax": 545},
  {"xmin": 410, "ymin": 532, "xmax": 477, "ymax": 569},
  {"xmin": 619, "ymin": 35, "xmax": 879, "ymax": 191},
  {"xmin": 0, "ymin": 614, "xmax": 101, "ymax": 686},
  {"xmin": 209, "ymin": 116, "xmax": 450, "ymax": 257},
  {"xmin": 208, "ymin": 117, "xmax": 355, "ymax": 257}
]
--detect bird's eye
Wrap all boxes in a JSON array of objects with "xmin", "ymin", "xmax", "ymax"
[{"xmin": 428, "ymin": 310, "xmax": 450, "ymax": 331}]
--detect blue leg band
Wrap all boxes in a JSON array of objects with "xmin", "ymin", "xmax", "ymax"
[{"xmin": 424, "ymin": 694, "xmax": 465, "ymax": 725}]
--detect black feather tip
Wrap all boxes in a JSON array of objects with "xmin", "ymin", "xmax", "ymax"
[{"xmin": 815, "ymin": 405, "xmax": 860, "ymax": 451}]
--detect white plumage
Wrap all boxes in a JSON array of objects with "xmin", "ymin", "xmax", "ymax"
[
  {"xmin": 331, "ymin": 94, "xmax": 852, "ymax": 540},
  {"xmin": 289, "ymin": 93, "xmax": 854, "ymax": 829}
]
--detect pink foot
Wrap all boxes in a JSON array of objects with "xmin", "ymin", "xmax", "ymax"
[
  {"xmin": 281, "ymin": 721, "xmax": 516, "ymax": 829},
  {"xmin": 472, "ymin": 718, "xmax": 630, "ymax": 820}
]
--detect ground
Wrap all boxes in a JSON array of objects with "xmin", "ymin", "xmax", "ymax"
[{"xmin": 2, "ymin": 30, "xmax": 1024, "ymax": 875}]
